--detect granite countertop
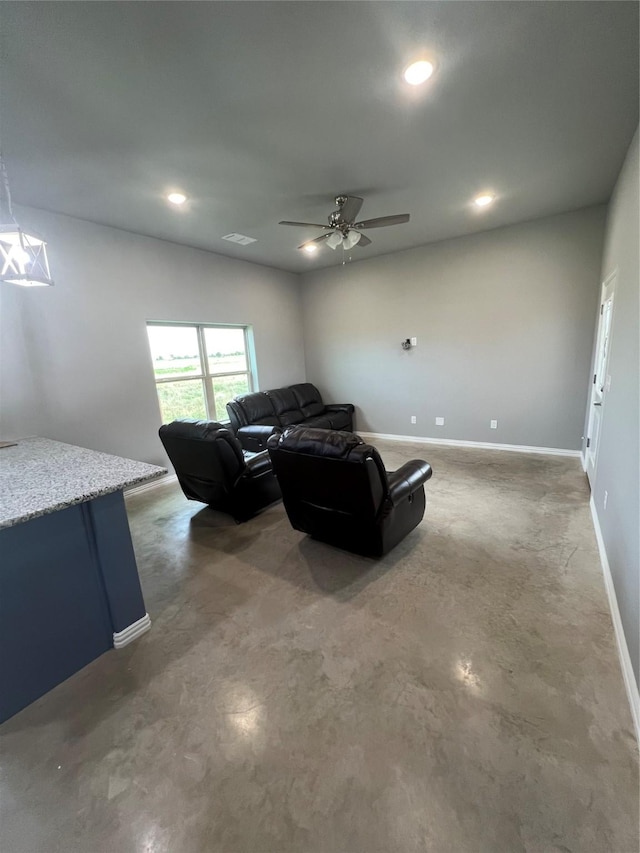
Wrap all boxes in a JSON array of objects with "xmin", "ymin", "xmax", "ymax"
[{"xmin": 0, "ymin": 437, "xmax": 167, "ymax": 530}]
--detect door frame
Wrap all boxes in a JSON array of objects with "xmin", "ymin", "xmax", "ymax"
[{"xmin": 585, "ymin": 270, "xmax": 616, "ymax": 487}]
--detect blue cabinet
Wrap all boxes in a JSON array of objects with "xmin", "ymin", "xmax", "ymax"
[{"xmin": 0, "ymin": 490, "xmax": 148, "ymax": 722}]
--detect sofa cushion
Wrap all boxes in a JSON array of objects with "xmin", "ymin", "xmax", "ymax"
[
  {"xmin": 234, "ymin": 392, "xmax": 280, "ymax": 427},
  {"xmin": 302, "ymin": 415, "xmax": 334, "ymax": 430},
  {"xmin": 290, "ymin": 383, "xmax": 325, "ymax": 418},
  {"xmin": 265, "ymin": 388, "xmax": 304, "ymax": 427},
  {"xmin": 319, "ymin": 408, "xmax": 352, "ymax": 430}
]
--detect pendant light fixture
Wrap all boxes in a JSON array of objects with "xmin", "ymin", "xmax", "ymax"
[{"xmin": 0, "ymin": 156, "xmax": 54, "ymax": 287}]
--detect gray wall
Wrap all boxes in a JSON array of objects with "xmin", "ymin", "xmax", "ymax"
[
  {"xmin": 301, "ymin": 207, "xmax": 605, "ymax": 450},
  {"xmin": 0, "ymin": 284, "xmax": 44, "ymax": 437},
  {"xmin": 0, "ymin": 208, "xmax": 305, "ymax": 466},
  {"xmin": 587, "ymin": 129, "xmax": 639, "ymax": 687}
]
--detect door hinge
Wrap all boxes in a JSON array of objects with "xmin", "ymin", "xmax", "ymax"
[
  {"xmin": 593, "ymin": 373, "xmax": 597, "ymax": 384},
  {"xmin": 600, "ymin": 304, "xmax": 604, "ymax": 315},
  {"xmin": 586, "ymin": 438, "xmax": 591, "ymax": 448}
]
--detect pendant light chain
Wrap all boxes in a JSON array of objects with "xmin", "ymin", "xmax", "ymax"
[{"xmin": 0, "ymin": 154, "xmax": 16, "ymax": 223}]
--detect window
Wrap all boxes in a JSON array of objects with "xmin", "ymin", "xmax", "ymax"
[{"xmin": 146, "ymin": 323, "xmax": 254, "ymax": 423}]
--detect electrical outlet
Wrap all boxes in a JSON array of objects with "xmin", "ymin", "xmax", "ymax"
[
  {"xmin": 410, "ymin": 337, "xmax": 417, "ymax": 347},
  {"xmin": 435, "ymin": 417, "xmax": 444, "ymax": 426},
  {"xmin": 490, "ymin": 419, "xmax": 498, "ymax": 429},
  {"xmin": 411, "ymin": 415, "xmax": 417, "ymax": 424},
  {"xmin": 604, "ymin": 490, "xmax": 608, "ymax": 510}
]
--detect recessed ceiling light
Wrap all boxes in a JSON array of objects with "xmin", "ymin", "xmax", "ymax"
[
  {"xmin": 166, "ymin": 192, "xmax": 187, "ymax": 205},
  {"xmin": 302, "ymin": 243, "xmax": 318, "ymax": 254},
  {"xmin": 474, "ymin": 193, "xmax": 495, "ymax": 208},
  {"xmin": 404, "ymin": 60, "xmax": 434, "ymax": 86}
]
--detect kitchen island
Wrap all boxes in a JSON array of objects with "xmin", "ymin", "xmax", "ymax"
[{"xmin": 0, "ymin": 438, "xmax": 166, "ymax": 722}]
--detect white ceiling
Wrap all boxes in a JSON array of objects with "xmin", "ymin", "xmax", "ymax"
[{"xmin": 2, "ymin": 2, "xmax": 638, "ymax": 273}]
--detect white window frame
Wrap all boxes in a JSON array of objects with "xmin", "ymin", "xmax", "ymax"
[{"xmin": 147, "ymin": 321, "xmax": 255, "ymax": 422}]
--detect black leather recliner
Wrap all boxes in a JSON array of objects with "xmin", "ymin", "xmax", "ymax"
[
  {"xmin": 267, "ymin": 427, "xmax": 433, "ymax": 557},
  {"xmin": 159, "ymin": 420, "xmax": 281, "ymax": 522}
]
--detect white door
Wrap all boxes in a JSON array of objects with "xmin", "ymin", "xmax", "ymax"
[{"xmin": 586, "ymin": 271, "xmax": 616, "ymax": 486}]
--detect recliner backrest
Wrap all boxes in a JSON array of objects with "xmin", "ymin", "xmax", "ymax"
[
  {"xmin": 265, "ymin": 388, "xmax": 304, "ymax": 427},
  {"xmin": 289, "ymin": 383, "xmax": 325, "ymax": 419},
  {"xmin": 231, "ymin": 392, "xmax": 280, "ymax": 427},
  {"xmin": 268, "ymin": 427, "xmax": 388, "ymax": 518},
  {"xmin": 159, "ymin": 420, "xmax": 245, "ymax": 495}
]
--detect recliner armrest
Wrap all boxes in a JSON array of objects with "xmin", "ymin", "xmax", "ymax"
[
  {"xmin": 387, "ymin": 460, "xmax": 433, "ymax": 506},
  {"xmin": 237, "ymin": 424, "xmax": 280, "ymax": 452},
  {"xmin": 324, "ymin": 403, "xmax": 355, "ymax": 414},
  {"xmin": 243, "ymin": 450, "xmax": 273, "ymax": 477}
]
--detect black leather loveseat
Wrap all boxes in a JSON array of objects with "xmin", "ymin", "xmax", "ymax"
[{"xmin": 226, "ymin": 383, "xmax": 354, "ymax": 452}]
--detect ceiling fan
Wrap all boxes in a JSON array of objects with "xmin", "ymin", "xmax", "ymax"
[{"xmin": 279, "ymin": 195, "xmax": 410, "ymax": 251}]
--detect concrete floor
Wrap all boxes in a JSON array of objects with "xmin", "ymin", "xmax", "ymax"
[{"xmin": 1, "ymin": 440, "xmax": 638, "ymax": 853}]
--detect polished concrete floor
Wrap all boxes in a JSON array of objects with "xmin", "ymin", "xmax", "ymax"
[{"xmin": 1, "ymin": 440, "xmax": 638, "ymax": 853}]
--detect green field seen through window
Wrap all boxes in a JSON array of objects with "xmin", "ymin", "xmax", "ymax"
[
  {"xmin": 154, "ymin": 354, "xmax": 250, "ymax": 423},
  {"xmin": 148, "ymin": 325, "xmax": 251, "ymax": 423},
  {"xmin": 153, "ymin": 353, "xmax": 246, "ymax": 379}
]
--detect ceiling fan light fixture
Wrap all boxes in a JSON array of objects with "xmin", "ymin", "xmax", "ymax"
[
  {"xmin": 326, "ymin": 231, "xmax": 343, "ymax": 250},
  {"xmin": 342, "ymin": 230, "xmax": 361, "ymax": 250},
  {"xmin": 404, "ymin": 60, "xmax": 434, "ymax": 86}
]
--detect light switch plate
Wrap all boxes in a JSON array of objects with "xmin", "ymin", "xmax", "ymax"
[{"xmin": 435, "ymin": 417, "xmax": 444, "ymax": 426}]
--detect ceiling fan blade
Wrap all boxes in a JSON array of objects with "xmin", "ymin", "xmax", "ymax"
[
  {"xmin": 353, "ymin": 214, "xmax": 410, "ymax": 229},
  {"xmin": 279, "ymin": 220, "xmax": 329, "ymax": 228},
  {"xmin": 338, "ymin": 196, "xmax": 364, "ymax": 223},
  {"xmin": 297, "ymin": 234, "xmax": 331, "ymax": 250},
  {"xmin": 356, "ymin": 233, "xmax": 372, "ymax": 247}
]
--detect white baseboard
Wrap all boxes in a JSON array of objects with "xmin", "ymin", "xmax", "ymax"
[
  {"xmin": 125, "ymin": 473, "xmax": 177, "ymax": 496},
  {"xmin": 113, "ymin": 613, "xmax": 151, "ymax": 649},
  {"xmin": 589, "ymin": 496, "xmax": 640, "ymax": 743},
  {"xmin": 358, "ymin": 431, "xmax": 581, "ymax": 458}
]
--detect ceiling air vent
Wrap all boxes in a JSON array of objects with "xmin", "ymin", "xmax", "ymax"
[{"xmin": 221, "ymin": 233, "xmax": 257, "ymax": 246}]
